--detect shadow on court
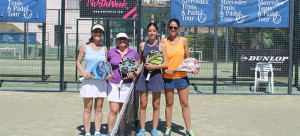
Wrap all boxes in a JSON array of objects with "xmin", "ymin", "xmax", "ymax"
[
  {"xmin": 145, "ymin": 118, "xmax": 186, "ymax": 135},
  {"xmin": 77, "ymin": 122, "xmax": 108, "ymax": 135}
]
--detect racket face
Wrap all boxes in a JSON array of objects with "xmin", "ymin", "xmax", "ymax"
[
  {"xmin": 92, "ymin": 61, "xmax": 112, "ymax": 80},
  {"xmin": 146, "ymin": 50, "xmax": 163, "ymax": 65},
  {"xmin": 119, "ymin": 57, "xmax": 138, "ymax": 76},
  {"xmin": 177, "ymin": 57, "xmax": 200, "ymax": 72}
]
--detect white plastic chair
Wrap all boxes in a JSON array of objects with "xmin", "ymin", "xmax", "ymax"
[{"xmin": 253, "ymin": 62, "xmax": 274, "ymax": 94}]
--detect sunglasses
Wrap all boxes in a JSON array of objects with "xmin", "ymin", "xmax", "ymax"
[
  {"xmin": 118, "ymin": 37, "xmax": 128, "ymax": 41},
  {"xmin": 168, "ymin": 26, "xmax": 178, "ymax": 30}
]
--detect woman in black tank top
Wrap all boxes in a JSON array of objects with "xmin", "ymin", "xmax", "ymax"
[{"xmin": 136, "ymin": 23, "xmax": 168, "ymax": 136}]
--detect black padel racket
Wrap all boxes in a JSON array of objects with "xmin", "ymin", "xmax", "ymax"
[
  {"xmin": 174, "ymin": 57, "xmax": 200, "ymax": 73},
  {"xmin": 145, "ymin": 50, "xmax": 163, "ymax": 81},
  {"xmin": 79, "ymin": 60, "xmax": 112, "ymax": 81},
  {"xmin": 118, "ymin": 56, "xmax": 138, "ymax": 98}
]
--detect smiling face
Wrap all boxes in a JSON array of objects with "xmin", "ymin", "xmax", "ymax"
[
  {"xmin": 147, "ymin": 25, "xmax": 158, "ymax": 40},
  {"xmin": 168, "ymin": 21, "xmax": 179, "ymax": 37},
  {"xmin": 117, "ymin": 37, "xmax": 128, "ymax": 47},
  {"xmin": 92, "ymin": 29, "xmax": 104, "ymax": 41}
]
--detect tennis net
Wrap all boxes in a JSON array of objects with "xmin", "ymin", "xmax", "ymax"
[{"xmin": 110, "ymin": 79, "xmax": 139, "ymax": 136}]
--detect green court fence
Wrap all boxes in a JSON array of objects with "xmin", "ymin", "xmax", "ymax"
[{"xmin": 0, "ymin": 0, "xmax": 299, "ymax": 94}]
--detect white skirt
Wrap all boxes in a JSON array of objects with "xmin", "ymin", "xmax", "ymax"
[
  {"xmin": 80, "ymin": 79, "xmax": 107, "ymax": 98},
  {"xmin": 107, "ymin": 82, "xmax": 131, "ymax": 103}
]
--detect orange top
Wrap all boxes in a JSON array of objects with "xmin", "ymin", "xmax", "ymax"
[{"xmin": 163, "ymin": 37, "xmax": 187, "ymax": 79}]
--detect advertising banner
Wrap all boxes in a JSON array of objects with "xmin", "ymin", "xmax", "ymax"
[
  {"xmin": 0, "ymin": 0, "xmax": 46, "ymax": 23},
  {"xmin": 80, "ymin": 0, "xmax": 137, "ymax": 19},
  {"xmin": 218, "ymin": 0, "xmax": 289, "ymax": 27},
  {"xmin": 171, "ymin": 0, "xmax": 289, "ymax": 27},
  {"xmin": 0, "ymin": 32, "xmax": 36, "ymax": 44},
  {"xmin": 238, "ymin": 49, "xmax": 289, "ymax": 77},
  {"xmin": 170, "ymin": 0, "xmax": 215, "ymax": 26}
]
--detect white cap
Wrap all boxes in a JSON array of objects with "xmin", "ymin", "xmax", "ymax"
[
  {"xmin": 91, "ymin": 24, "xmax": 104, "ymax": 32},
  {"xmin": 116, "ymin": 32, "xmax": 128, "ymax": 39}
]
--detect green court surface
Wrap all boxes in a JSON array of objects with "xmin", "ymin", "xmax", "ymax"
[{"xmin": 0, "ymin": 91, "xmax": 300, "ymax": 136}]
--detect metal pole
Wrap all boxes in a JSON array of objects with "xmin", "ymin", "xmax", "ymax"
[
  {"xmin": 42, "ymin": 22, "xmax": 46, "ymax": 81},
  {"xmin": 225, "ymin": 27, "xmax": 229, "ymax": 62},
  {"xmin": 24, "ymin": 23, "xmax": 28, "ymax": 59},
  {"xmin": 294, "ymin": 0, "xmax": 299, "ymax": 87},
  {"xmin": 193, "ymin": 27, "xmax": 197, "ymax": 56},
  {"xmin": 105, "ymin": 20, "xmax": 110, "ymax": 49},
  {"xmin": 133, "ymin": 21, "xmax": 136, "ymax": 47},
  {"xmin": 288, "ymin": 0, "xmax": 295, "ymax": 94},
  {"xmin": 57, "ymin": 10, "xmax": 61, "ymax": 60},
  {"xmin": 232, "ymin": 28, "xmax": 237, "ymax": 84},
  {"xmin": 60, "ymin": 0, "xmax": 66, "ymax": 92},
  {"xmin": 137, "ymin": 0, "xmax": 142, "ymax": 51},
  {"xmin": 213, "ymin": 0, "xmax": 219, "ymax": 94},
  {"xmin": 75, "ymin": 19, "xmax": 79, "ymax": 82}
]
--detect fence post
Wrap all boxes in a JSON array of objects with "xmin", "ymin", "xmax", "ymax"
[
  {"xmin": 42, "ymin": 22, "xmax": 46, "ymax": 81},
  {"xmin": 137, "ymin": 0, "xmax": 142, "ymax": 51},
  {"xmin": 213, "ymin": 0, "xmax": 219, "ymax": 94},
  {"xmin": 60, "ymin": 0, "xmax": 66, "ymax": 92},
  {"xmin": 288, "ymin": 0, "xmax": 295, "ymax": 94}
]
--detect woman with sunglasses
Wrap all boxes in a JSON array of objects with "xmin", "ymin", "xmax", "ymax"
[
  {"xmin": 76, "ymin": 24, "xmax": 111, "ymax": 136},
  {"xmin": 160, "ymin": 19, "xmax": 199, "ymax": 136},
  {"xmin": 136, "ymin": 23, "xmax": 168, "ymax": 136},
  {"xmin": 106, "ymin": 32, "xmax": 141, "ymax": 136}
]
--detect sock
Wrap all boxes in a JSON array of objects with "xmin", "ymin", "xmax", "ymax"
[
  {"xmin": 85, "ymin": 132, "xmax": 91, "ymax": 136},
  {"xmin": 95, "ymin": 131, "xmax": 100, "ymax": 134}
]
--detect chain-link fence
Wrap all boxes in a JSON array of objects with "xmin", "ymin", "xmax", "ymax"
[{"xmin": 0, "ymin": 0, "xmax": 299, "ymax": 94}]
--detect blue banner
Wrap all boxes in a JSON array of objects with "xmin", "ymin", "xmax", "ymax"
[
  {"xmin": 0, "ymin": 0, "xmax": 46, "ymax": 23},
  {"xmin": 218, "ymin": 0, "xmax": 289, "ymax": 27},
  {"xmin": 0, "ymin": 32, "xmax": 36, "ymax": 44},
  {"xmin": 171, "ymin": 0, "xmax": 215, "ymax": 26},
  {"xmin": 171, "ymin": 0, "xmax": 289, "ymax": 28}
]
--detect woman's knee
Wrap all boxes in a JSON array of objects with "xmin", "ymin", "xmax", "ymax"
[
  {"xmin": 166, "ymin": 100, "xmax": 174, "ymax": 107},
  {"xmin": 180, "ymin": 101, "xmax": 189, "ymax": 108},
  {"xmin": 84, "ymin": 107, "xmax": 93, "ymax": 113},
  {"xmin": 94, "ymin": 106, "xmax": 103, "ymax": 113},
  {"xmin": 140, "ymin": 101, "xmax": 147, "ymax": 110}
]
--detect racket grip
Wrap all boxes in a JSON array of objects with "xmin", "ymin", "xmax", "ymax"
[
  {"xmin": 78, "ymin": 77, "xmax": 84, "ymax": 81},
  {"xmin": 146, "ymin": 73, "xmax": 151, "ymax": 81},
  {"xmin": 118, "ymin": 80, "xmax": 124, "ymax": 88}
]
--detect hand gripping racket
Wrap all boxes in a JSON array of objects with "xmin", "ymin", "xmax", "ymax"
[
  {"xmin": 79, "ymin": 60, "xmax": 112, "ymax": 81},
  {"xmin": 174, "ymin": 57, "xmax": 200, "ymax": 73},
  {"xmin": 145, "ymin": 50, "xmax": 163, "ymax": 81},
  {"xmin": 118, "ymin": 56, "xmax": 138, "ymax": 98}
]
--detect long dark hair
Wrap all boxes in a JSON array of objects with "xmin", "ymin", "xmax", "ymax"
[
  {"xmin": 87, "ymin": 23, "xmax": 104, "ymax": 44},
  {"xmin": 168, "ymin": 18, "xmax": 180, "ymax": 27},
  {"xmin": 147, "ymin": 23, "xmax": 158, "ymax": 31}
]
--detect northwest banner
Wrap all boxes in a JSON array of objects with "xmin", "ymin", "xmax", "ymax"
[
  {"xmin": 0, "ymin": 0, "xmax": 46, "ymax": 23},
  {"xmin": 238, "ymin": 49, "xmax": 289, "ymax": 77},
  {"xmin": 80, "ymin": 0, "xmax": 137, "ymax": 18}
]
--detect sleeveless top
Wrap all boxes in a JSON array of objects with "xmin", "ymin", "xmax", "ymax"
[
  {"xmin": 162, "ymin": 37, "xmax": 187, "ymax": 79},
  {"xmin": 142, "ymin": 40, "xmax": 161, "ymax": 74},
  {"xmin": 136, "ymin": 40, "xmax": 164, "ymax": 92},
  {"xmin": 84, "ymin": 44, "xmax": 106, "ymax": 73}
]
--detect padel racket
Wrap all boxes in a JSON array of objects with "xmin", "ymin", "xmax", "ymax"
[
  {"xmin": 174, "ymin": 57, "xmax": 200, "ymax": 73},
  {"xmin": 118, "ymin": 56, "xmax": 138, "ymax": 98},
  {"xmin": 79, "ymin": 60, "xmax": 112, "ymax": 81},
  {"xmin": 145, "ymin": 50, "xmax": 163, "ymax": 81}
]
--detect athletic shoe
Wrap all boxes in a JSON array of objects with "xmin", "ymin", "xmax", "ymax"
[
  {"xmin": 94, "ymin": 133, "xmax": 102, "ymax": 136},
  {"xmin": 106, "ymin": 134, "xmax": 110, "ymax": 136},
  {"xmin": 151, "ymin": 129, "xmax": 159, "ymax": 136},
  {"xmin": 85, "ymin": 133, "xmax": 91, "ymax": 136},
  {"xmin": 164, "ymin": 127, "xmax": 171, "ymax": 136},
  {"xmin": 186, "ymin": 130, "xmax": 195, "ymax": 136},
  {"xmin": 137, "ymin": 129, "xmax": 146, "ymax": 136}
]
